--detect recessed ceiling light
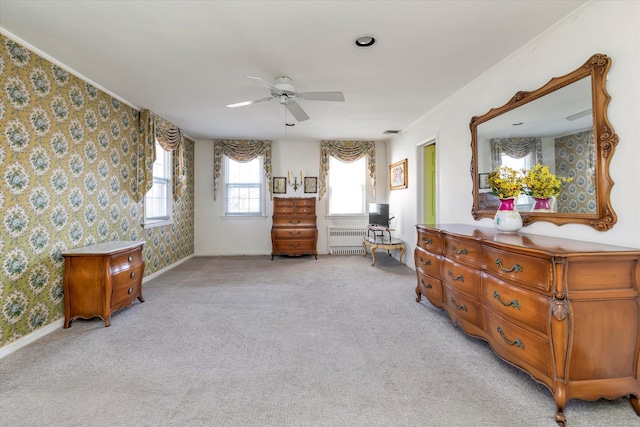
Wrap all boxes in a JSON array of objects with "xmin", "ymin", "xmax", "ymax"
[{"xmin": 354, "ymin": 35, "xmax": 376, "ymax": 48}]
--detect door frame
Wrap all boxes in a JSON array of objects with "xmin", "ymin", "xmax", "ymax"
[{"xmin": 416, "ymin": 135, "xmax": 438, "ymax": 224}]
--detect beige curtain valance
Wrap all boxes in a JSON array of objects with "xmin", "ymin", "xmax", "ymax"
[
  {"xmin": 136, "ymin": 109, "xmax": 186, "ymax": 202},
  {"xmin": 318, "ymin": 140, "xmax": 376, "ymax": 200},
  {"xmin": 213, "ymin": 139, "xmax": 273, "ymax": 200}
]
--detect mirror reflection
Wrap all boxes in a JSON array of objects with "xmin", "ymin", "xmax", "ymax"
[
  {"xmin": 476, "ymin": 76, "xmax": 595, "ymax": 214},
  {"xmin": 470, "ymin": 53, "xmax": 618, "ymax": 230}
]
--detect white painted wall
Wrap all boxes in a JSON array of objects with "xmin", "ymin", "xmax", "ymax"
[
  {"xmin": 387, "ymin": 1, "xmax": 640, "ymax": 269},
  {"xmin": 194, "ymin": 140, "xmax": 388, "ymax": 255}
]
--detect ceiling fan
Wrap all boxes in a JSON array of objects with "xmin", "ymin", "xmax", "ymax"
[{"xmin": 225, "ymin": 76, "xmax": 345, "ymax": 122}]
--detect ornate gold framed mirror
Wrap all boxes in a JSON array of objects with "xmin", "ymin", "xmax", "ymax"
[{"xmin": 470, "ymin": 54, "xmax": 618, "ymax": 230}]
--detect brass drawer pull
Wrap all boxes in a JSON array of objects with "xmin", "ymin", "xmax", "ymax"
[
  {"xmin": 419, "ymin": 256, "xmax": 431, "ymax": 266},
  {"xmin": 130, "ymin": 271, "xmax": 135, "ymax": 278},
  {"xmin": 493, "ymin": 291, "xmax": 520, "ymax": 310},
  {"xmin": 288, "ymin": 220, "xmax": 301, "ymax": 224},
  {"xmin": 128, "ymin": 256, "xmax": 133, "ymax": 262},
  {"xmin": 288, "ymin": 243, "xmax": 301, "ymax": 248},
  {"xmin": 447, "ymin": 270, "xmax": 464, "ymax": 282},
  {"xmin": 422, "ymin": 238, "xmax": 432, "ymax": 244},
  {"xmin": 450, "ymin": 245, "xmax": 467, "ymax": 255},
  {"xmin": 288, "ymin": 231, "xmax": 301, "ymax": 236},
  {"xmin": 128, "ymin": 287, "xmax": 133, "ymax": 294},
  {"xmin": 421, "ymin": 278, "xmax": 432, "ymax": 289},
  {"xmin": 495, "ymin": 258, "xmax": 523, "ymax": 273},
  {"xmin": 497, "ymin": 326, "xmax": 525, "ymax": 349},
  {"xmin": 450, "ymin": 297, "xmax": 467, "ymax": 312}
]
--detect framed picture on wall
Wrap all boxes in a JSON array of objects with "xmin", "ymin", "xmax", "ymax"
[
  {"xmin": 304, "ymin": 177, "xmax": 317, "ymax": 193},
  {"xmin": 273, "ymin": 177, "xmax": 287, "ymax": 194},
  {"xmin": 389, "ymin": 159, "xmax": 408, "ymax": 190}
]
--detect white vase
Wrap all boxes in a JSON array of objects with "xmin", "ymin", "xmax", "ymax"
[{"xmin": 494, "ymin": 198, "xmax": 522, "ymax": 233}]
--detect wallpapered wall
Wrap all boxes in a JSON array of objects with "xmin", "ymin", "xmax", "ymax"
[
  {"xmin": 0, "ymin": 34, "xmax": 195, "ymax": 347},
  {"xmin": 555, "ymin": 130, "xmax": 595, "ymax": 213}
]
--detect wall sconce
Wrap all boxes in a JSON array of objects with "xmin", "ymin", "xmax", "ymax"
[{"xmin": 288, "ymin": 170, "xmax": 302, "ymax": 191}]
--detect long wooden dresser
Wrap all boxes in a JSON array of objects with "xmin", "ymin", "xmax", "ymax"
[
  {"xmin": 414, "ymin": 224, "xmax": 640, "ymax": 425},
  {"xmin": 62, "ymin": 240, "xmax": 145, "ymax": 328},
  {"xmin": 271, "ymin": 197, "xmax": 318, "ymax": 259}
]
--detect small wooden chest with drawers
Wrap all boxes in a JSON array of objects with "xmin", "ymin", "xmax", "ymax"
[
  {"xmin": 62, "ymin": 241, "xmax": 145, "ymax": 328},
  {"xmin": 271, "ymin": 197, "xmax": 318, "ymax": 259}
]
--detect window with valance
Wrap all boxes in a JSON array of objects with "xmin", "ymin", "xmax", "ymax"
[
  {"xmin": 213, "ymin": 139, "xmax": 272, "ymax": 200},
  {"xmin": 318, "ymin": 140, "xmax": 376, "ymax": 200},
  {"xmin": 490, "ymin": 137, "xmax": 542, "ymax": 170},
  {"xmin": 136, "ymin": 109, "xmax": 187, "ymax": 202}
]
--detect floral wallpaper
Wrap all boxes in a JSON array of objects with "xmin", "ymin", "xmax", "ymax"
[
  {"xmin": 0, "ymin": 35, "xmax": 194, "ymax": 347},
  {"xmin": 555, "ymin": 130, "xmax": 596, "ymax": 213}
]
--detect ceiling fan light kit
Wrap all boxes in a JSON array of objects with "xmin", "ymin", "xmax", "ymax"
[{"xmin": 226, "ymin": 75, "xmax": 345, "ymax": 124}]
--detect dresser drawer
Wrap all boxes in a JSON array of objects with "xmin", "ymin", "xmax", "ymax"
[
  {"xmin": 416, "ymin": 228, "xmax": 443, "ymax": 253},
  {"xmin": 483, "ymin": 246, "xmax": 552, "ymax": 293},
  {"xmin": 293, "ymin": 206, "xmax": 315, "ymax": 215},
  {"xmin": 416, "ymin": 269, "xmax": 444, "ymax": 306},
  {"xmin": 112, "ymin": 263, "xmax": 144, "ymax": 290},
  {"xmin": 110, "ymin": 250, "xmax": 143, "ymax": 274},
  {"xmin": 111, "ymin": 278, "xmax": 141, "ymax": 307},
  {"xmin": 443, "ymin": 286, "xmax": 482, "ymax": 329},
  {"xmin": 481, "ymin": 273, "xmax": 550, "ymax": 336},
  {"xmin": 272, "ymin": 240, "xmax": 316, "ymax": 252},
  {"xmin": 274, "ymin": 198, "xmax": 295, "ymax": 208},
  {"xmin": 272, "ymin": 217, "xmax": 317, "ymax": 228},
  {"xmin": 272, "ymin": 229, "xmax": 317, "ymax": 240},
  {"xmin": 293, "ymin": 198, "xmax": 315, "ymax": 208},
  {"xmin": 441, "ymin": 258, "xmax": 481, "ymax": 300},
  {"xmin": 484, "ymin": 310, "xmax": 552, "ymax": 378},
  {"xmin": 414, "ymin": 247, "xmax": 441, "ymax": 278},
  {"xmin": 444, "ymin": 236, "xmax": 482, "ymax": 267}
]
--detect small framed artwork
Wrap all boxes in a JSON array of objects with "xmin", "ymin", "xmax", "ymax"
[
  {"xmin": 272, "ymin": 177, "xmax": 287, "ymax": 194},
  {"xmin": 304, "ymin": 177, "xmax": 317, "ymax": 193},
  {"xmin": 389, "ymin": 159, "xmax": 408, "ymax": 190},
  {"xmin": 479, "ymin": 173, "xmax": 490, "ymax": 189}
]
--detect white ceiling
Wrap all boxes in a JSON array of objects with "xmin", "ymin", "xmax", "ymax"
[{"xmin": 0, "ymin": 0, "xmax": 587, "ymax": 142}]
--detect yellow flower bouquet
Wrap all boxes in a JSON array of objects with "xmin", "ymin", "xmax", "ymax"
[
  {"xmin": 487, "ymin": 165, "xmax": 524, "ymax": 199},
  {"xmin": 522, "ymin": 164, "xmax": 572, "ymax": 198}
]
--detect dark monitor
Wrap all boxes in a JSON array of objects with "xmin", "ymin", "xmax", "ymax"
[{"xmin": 368, "ymin": 203, "xmax": 389, "ymax": 226}]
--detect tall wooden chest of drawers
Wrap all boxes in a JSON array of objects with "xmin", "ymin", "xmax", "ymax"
[
  {"xmin": 415, "ymin": 224, "xmax": 640, "ymax": 425},
  {"xmin": 62, "ymin": 240, "xmax": 145, "ymax": 328},
  {"xmin": 271, "ymin": 197, "xmax": 318, "ymax": 259}
]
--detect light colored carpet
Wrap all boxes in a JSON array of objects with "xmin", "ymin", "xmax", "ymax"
[{"xmin": 1, "ymin": 255, "xmax": 638, "ymax": 426}]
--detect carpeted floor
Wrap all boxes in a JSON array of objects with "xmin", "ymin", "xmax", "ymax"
[{"xmin": 1, "ymin": 255, "xmax": 638, "ymax": 426}]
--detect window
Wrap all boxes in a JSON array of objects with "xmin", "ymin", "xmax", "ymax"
[
  {"xmin": 328, "ymin": 156, "xmax": 365, "ymax": 215},
  {"xmin": 225, "ymin": 156, "xmax": 263, "ymax": 216},
  {"xmin": 144, "ymin": 141, "xmax": 172, "ymax": 226},
  {"xmin": 501, "ymin": 153, "xmax": 533, "ymax": 207}
]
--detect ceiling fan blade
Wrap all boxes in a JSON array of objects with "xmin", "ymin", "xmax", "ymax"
[
  {"xmin": 226, "ymin": 96, "xmax": 274, "ymax": 108},
  {"xmin": 245, "ymin": 76, "xmax": 281, "ymax": 93},
  {"xmin": 298, "ymin": 92, "xmax": 345, "ymax": 102},
  {"xmin": 286, "ymin": 100, "xmax": 310, "ymax": 122}
]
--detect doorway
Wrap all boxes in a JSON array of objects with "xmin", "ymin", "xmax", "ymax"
[{"xmin": 423, "ymin": 144, "xmax": 436, "ymax": 223}]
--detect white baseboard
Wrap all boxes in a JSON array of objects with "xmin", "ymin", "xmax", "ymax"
[
  {"xmin": 0, "ymin": 254, "xmax": 195, "ymax": 359},
  {"xmin": 0, "ymin": 318, "xmax": 64, "ymax": 359},
  {"xmin": 142, "ymin": 254, "xmax": 194, "ymax": 283}
]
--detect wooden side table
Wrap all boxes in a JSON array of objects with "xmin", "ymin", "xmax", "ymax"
[{"xmin": 362, "ymin": 236, "xmax": 405, "ymax": 266}]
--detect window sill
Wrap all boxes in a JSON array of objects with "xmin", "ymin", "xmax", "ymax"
[
  {"xmin": 221, "ymin": 215, "xmax": 268, "ymax": 220},
  {"xmin": 325, "ymin": 214, "xmax": 367, "ymax": 220},
  {"xmin": 144, "ymin": 219, "xmax": 174, "ymax": 229}
]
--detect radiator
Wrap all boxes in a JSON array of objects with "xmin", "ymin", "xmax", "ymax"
[{"xmin": 328, "ymin": 226, "xmax": 367, "ymax": 255}]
